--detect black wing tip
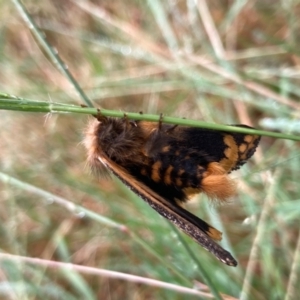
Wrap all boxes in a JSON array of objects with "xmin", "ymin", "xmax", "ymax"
[{"xmin": 219, "ymin": 252, "xmax": 238, "ymax": 267}]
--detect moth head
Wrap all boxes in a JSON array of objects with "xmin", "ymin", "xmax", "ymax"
[{"xmin": 84, "ymin": 117, "xmax": 145, "ymax": 166}]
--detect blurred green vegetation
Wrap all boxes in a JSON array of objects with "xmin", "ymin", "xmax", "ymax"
[{"xmin": 1, "ymin": 1, "xmax": 300, "ymax": 299}]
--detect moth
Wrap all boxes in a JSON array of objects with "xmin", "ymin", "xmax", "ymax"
[{"xmin": 84, "ymin": 113, "xmax": 260, "ymax": 266}]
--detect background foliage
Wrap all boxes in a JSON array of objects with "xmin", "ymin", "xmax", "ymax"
[{"xmin": 1, "ymin": 1, "xmax": 300, "ymax": 299}]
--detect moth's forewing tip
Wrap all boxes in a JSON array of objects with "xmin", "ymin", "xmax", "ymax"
[
  {"xmin": 228, "ymin": 259, "xmax": 238, "ymax": 267},
  {"xmin": 220, "ymin": 255, "xmax": 238, "ymax": 267}
]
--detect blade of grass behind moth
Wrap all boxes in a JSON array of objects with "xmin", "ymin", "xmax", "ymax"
[
  {"xmin": 203, "ymin": 202, "xmax": 242, "ymax": 279},
  {"xmin": 0, "ymin": 172, "xmax": 191, "ymax": 285},
  {"xmin": 240, "ymin": 170, "xmax": 280, "ymax": 300},
  {"xmin": 128, "ymin": 231, "xmax": 190, "ymax": 285},
  {"xmin": 0, "ymin": 172, "xmax": 123, "ymax": 229},
  {"xmin": 284, "ymin": 229, "xmax": 300, "ymax": 300},
  {"xmin": 12, "ymin": 0, "xmax": 93, "ymax": 107},
  {"xmin": 168, "ymin": 223, "xmax": 223, "ymax": 300}
]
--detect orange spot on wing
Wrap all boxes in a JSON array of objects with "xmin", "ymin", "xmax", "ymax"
[
  {"xmin": 164, "ymin": 165, "xmax": 173, "ymax": 185},
  {"xmin": 220, "ymin": 135, "xmax": 239, "ymax": 171},
  {"xmin": 141, "ymin": 168, "xmax": 147, "ymax": 176},
  {"xmin": 240, "ymin": 134, "xmax": 260, "ymax": 160},
  {"xmin": 183, "ymin": 187, "xmax": 201, "ymax": 199},
  {"xmin": 162, "ymin": 145, "xmax": 171, "ymax": 153},
  {"xmin": 208, "ymin": 227, "xmax": 222, "ymax": 241},
  {"xmin": 178, "ymin": 169, "xmax": 185, "ymax": 175},
  {"xmin": 244, "ymin": 135, "xmax": 254, "ymax": 143},
  {"xmin": 151, "ymin": 160, "xmax": 162, "ymax": 182},
  {"xmin": 238, "ymin": 143, "xmax": 247, "ymax": 153},
  {"xmin": 175, "ymin": 178, "xmax": 183, "ymax": 187}
]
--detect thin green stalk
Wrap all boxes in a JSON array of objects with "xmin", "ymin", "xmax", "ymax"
[
  {"xmin": 168, "ymin": 223, "xmax": 223, "ymax": 300},
  {"xmin": 284, "ymin": 229, "xmax": 300, "ymax": 300},
  {"xmin": 129, "ymin": 232, "xmax": 190, "ymax": 285},
  {"xmin": 1, "ymin": 95, "xmax": 300, "ymax": 141},
  {"xmin": 240, "ymin": 170, "xmax": 280, "ymax": 300},
  {"xmin": 0, "ymin": 172, "xmax": 122, "ymax": 230},
  {"xmin": 11, "ymin": 0, "xmax": 93, "ymax": 107},
  {"xmin": 0, "ymin": 172, "xmax": 190, "ymax": 286}
]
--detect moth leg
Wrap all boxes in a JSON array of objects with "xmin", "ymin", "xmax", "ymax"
[
  {"xmin": 166, "ymin": 117, "xmax": 185, "ymax": 133},
  {"xmin": 130, "ymin": 121, "xmax": 138, "ymax": 127},
  {"xmin": 165, "ymin": 124, "xmax": 178, "ymax": 133},
  {"xmin": 158, "ymin": 113, "xmax": 164, "ymax": 130},
  {"xmin": 158, "ymin": 113, "xmax": 178, "ymax": 132},
  {"xmin": 122, "ymin": 113, "xmax": 137, "ymax": 129},
  {"xmin": 93, "ymin": 108, "xmax": 108, "ymax": 123},
  {"xmin": 122, "ymin": 113, "xmax": 130, "ymax": 128}
]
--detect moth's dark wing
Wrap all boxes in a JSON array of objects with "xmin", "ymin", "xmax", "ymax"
[
  {"xmin": 99, "ymin": 155, "xmax": 237, "ymax": 266},
  {"xmin": 180, "ymin": 125, "xmax": 260, "ymax": 173},
  {"xmin": 143, "ymin": 123, "xmax": 260, "ymax": 173},
  {"xmin": 139, "ymin": 123, "xmax": 258, "ymax": 202}
]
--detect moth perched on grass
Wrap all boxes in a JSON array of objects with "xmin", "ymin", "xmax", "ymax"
[{"xmin": 84, "ymin": 113, "xmax": 260, "ymax": 266}]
